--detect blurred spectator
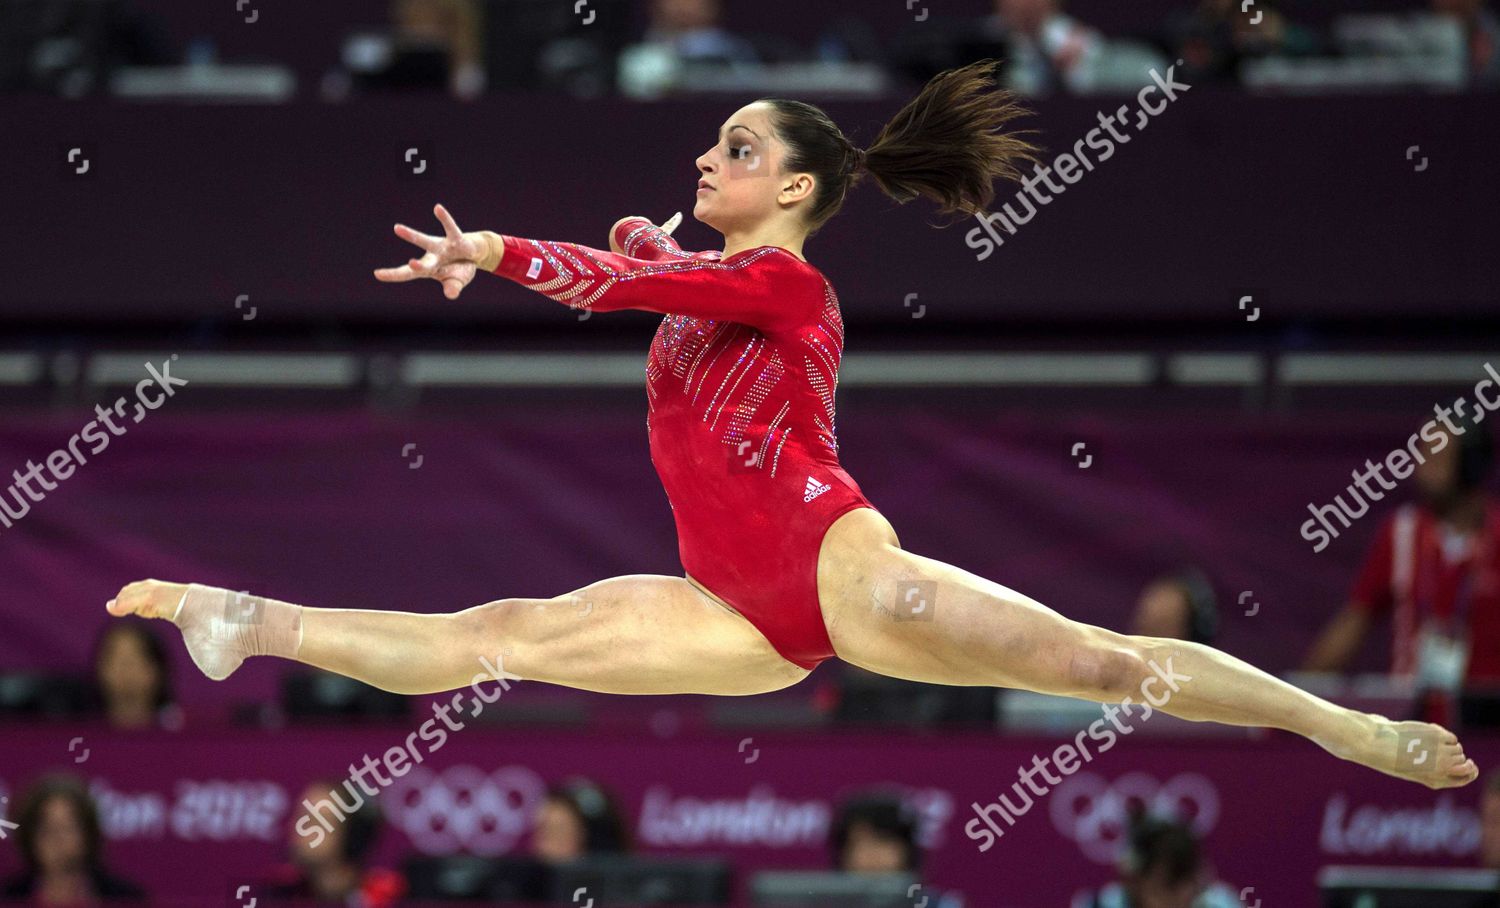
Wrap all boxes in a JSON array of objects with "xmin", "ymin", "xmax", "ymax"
[
  {"xmin": 531, "ymin": 778, "xmax": 630, "ymax": 862},
  {"xmin": 266, "ymin": 779, "xmax": 404, "ymax": 907},
  {"xmin": 99, "ymin": 3, "xmax": 179, "ymax": 71},
  {"xmin": 0, "ymin": 775, "xmax": 144, "ymax": 904},
  {"xmin": 988, "ymin": 0, "xmax": 1168, "ymax": 95},
  {"xmin": 640, "ymin": 0, "xmax": 759, "ymax": 65},
  {"xmin": 1482, "ymin": 768, "xmax": 1500, "ymax": 868},
  {"xmin": 995, "ymin": 0, "xmax": 1106, "ymax": 94},
  {"xmin": 1071, "ymin": 811, "xmax": 1240, "ymax": 908},
  {"xmin": 829, "ymin": 792, "xmax": 968, "ymax": 906},
  {"xmin": 1131, "ymin": 568, "xmax": 1220, "ymax": 645},
  {"xmin": 0, "ymin": 1, "xmax": 177, "ymax": 96},
  {"xmin": 90, "ymin": 618, "xmax": 180, "ymax": 731},
  {"xmin": 1303, "ymin": 410, "xmax": 1497, "ymax": 700},
  {"xmin": 617, "ymin": 0, "xmax": 762, "ymax": 97},
  {"xmin": 328, "ymin": 0, "xmax": 484, "ymax": 101},
  {"xmin": 392, "ymin": 0, "xmax": 485, "ymax": 99},
  {"xmin": 830, "ymin": 792, "xmax": 919, "ymax": 874},
  {"xmin": 1164, "ymin": 0, "xmax": 1323, "ymax": 84},
  {"xmin": 1432, "ymin": 0, "xmax": 1500, "ymax": 86}
]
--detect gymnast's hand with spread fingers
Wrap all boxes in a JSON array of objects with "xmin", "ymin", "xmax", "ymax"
[{"xmin": 373, "ymin": 202, "xmax": 502, "ymax": 300}]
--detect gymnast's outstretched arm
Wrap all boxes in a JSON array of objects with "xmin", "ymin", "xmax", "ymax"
[{"xmin": 374, "ymin": 203, "xmax": 823, "ymax": 333}]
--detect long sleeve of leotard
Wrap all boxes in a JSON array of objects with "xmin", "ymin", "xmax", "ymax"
[
  {"xmin": 611, "ymin": 217, "xmax": 694, "ymax": 262},
  {"xmin": 491, "ymin": 233, "xmax": 824, "ymax": 334}
]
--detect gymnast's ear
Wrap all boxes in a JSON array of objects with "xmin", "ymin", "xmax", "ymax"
[{"xmin": 777, "ymin": 171, "xmax": 817, "ymax": 209}]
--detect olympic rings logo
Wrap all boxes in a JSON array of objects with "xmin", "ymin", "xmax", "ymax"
[
  {"xmin": 1049, "ymin": 772, "xmax": 1220, "ymax": 864},
  {"xmin": 385, "ymin": 765, "xmax": 547, "ymax": 856}
]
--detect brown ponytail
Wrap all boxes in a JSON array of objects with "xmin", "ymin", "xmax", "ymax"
[{"xmin": 759, "ymin": 58, "xmax": 1039, "ymax": 236}]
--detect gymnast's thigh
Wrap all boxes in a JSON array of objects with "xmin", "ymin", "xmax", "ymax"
[{"xmin": 458, "ymin": 573, "xmax": 812, "ymax": 695}]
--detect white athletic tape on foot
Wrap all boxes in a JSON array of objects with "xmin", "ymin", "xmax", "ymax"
[{"xmin": 174, "ymin": 583, "xmax": 304, "ymax": 681}]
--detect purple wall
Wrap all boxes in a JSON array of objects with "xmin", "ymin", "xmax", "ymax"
[{"xmin": 4, "ymin": 91, "xmax": 1496, "ymax": 325}]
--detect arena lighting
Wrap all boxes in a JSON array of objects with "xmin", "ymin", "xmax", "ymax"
[{"xmin": 0, "ymin": 354, "xmax": 44, "ymax": 386}]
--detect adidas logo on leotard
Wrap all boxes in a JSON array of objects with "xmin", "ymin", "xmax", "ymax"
[{"xmin": 803, "ymin": 475, "xmax": 831, "ymax": 503}]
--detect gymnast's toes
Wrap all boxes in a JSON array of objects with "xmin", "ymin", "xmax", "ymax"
[
  {"xmin": 106, "ymin": 579, "xmax": 189, "ymax": 620},
  {"xmin": 1385, "ymin": 720, "xmax": 1479, "ymax": 789}
]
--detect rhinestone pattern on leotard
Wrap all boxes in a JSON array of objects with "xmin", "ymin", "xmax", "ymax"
[
  {"xmin": 645, "ymin": 279, "xmax": 845, "ymax": 477},
  {"xmin": 520, "ymin": 240, "xmax": 784, "ymax": 313},
  {"xmin": 498, "ymin": 229, "xmax": 847, "ymax": 481},
  {"xmin": 622, "ymin": 222, "xmax": 695, "ymax": 260}
]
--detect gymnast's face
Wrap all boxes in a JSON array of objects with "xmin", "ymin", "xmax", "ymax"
[{"xmin": 694, "ymin": 103, "xmax": 814, "ymax": 238}]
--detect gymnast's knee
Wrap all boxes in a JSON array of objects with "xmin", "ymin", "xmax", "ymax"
[
  {"xmin": 1065, "ymin": 633, "xmax": 1150, "ymax": 699},
  {"xmin": 453, "ymin": 598, "xmax": 535, "ymax": 647}
]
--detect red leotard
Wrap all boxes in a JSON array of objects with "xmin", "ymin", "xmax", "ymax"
[{"xmin": 490, "ymin": 218, "xmax": 879, "ymax": 670}]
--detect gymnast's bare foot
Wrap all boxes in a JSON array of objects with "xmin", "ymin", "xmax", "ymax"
[
  {"xmin": 107, "ymin": 579, "xmax": 302, "ymax": 681},
  {"xmin": 107, "ymin": 579, "xmax": 186, "ymax": 620},
  {"xmin": 1331, "ymin": 713, "xmax": 1479, "ymax": 789}
]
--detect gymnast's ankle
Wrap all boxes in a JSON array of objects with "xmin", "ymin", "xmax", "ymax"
[{"xmin": 171, "ymin": 583, "xmax": 305, "ymax": 680}]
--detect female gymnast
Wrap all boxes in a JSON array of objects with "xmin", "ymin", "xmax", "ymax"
[{"xmin": 109, "ymin": 59, "xmax": 1475, "ymax": 790}]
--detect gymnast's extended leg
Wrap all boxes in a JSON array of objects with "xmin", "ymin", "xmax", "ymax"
[
  {"xmin": 816, "ymin": 509, "xmax": 1478, "ymax": 789},
  {"xmin": 106, "ymin": 576, "xmax": 810, "ymax": 697}
]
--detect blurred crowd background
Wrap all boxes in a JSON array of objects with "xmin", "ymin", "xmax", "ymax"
[
  {"xmin": 3, "ymin": 0, "xmax": 1500, "ymax": 99},
  {"xmin": 2, "ymin": 0, "xmax": 1498, "ymax": 906}
]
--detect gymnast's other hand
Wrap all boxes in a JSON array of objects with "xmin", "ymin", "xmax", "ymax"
[
  {"xmin": 608, "ymin": 211, "xmax": 682, "ymax": 254},
  {"xmin": 373, "ymin": 203, "xmax": 500, "ymax": 300}
]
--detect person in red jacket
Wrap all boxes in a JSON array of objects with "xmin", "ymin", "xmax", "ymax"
[
  {"xmin": 1304, "ymin": 411, "xmax": 1497, "ymax": 720},
  {"xmin": 110, "ymin": 59, "xmax": 1476, "ymax": 791}
]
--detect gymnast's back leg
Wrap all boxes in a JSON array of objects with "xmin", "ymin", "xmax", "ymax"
[
  {"xmin": 814, "ymin": 511, "xmax": 1478, "ymax": 790},
  {"xmin": 106, "ymin": 576, "xmax": 810, "ymax": 696}
]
